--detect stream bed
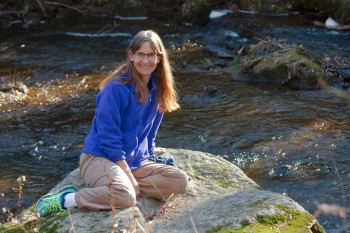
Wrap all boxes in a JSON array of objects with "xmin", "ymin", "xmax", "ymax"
[{"xmin": 1, "ymin": 13, "xmax": 349, "ymax": 232}]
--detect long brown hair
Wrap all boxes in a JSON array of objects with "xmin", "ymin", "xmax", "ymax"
[{"xmin": 99, "ymin": 30, "xmax": 179, "ymax": 113}]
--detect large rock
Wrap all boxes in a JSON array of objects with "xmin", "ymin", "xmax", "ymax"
[
  {"xmin": 1, "ymin": 149, "xmax": 324, "ymax": 232},
  {"xmin": 240, "ymin": 40, "xmax": 338, "ymax": 90}
]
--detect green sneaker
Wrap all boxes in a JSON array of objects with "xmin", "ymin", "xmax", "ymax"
[{"xmin": 35, "ymin": 185, "xmax": 77, "ymax": 217}]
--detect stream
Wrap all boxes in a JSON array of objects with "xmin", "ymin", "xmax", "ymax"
[{"xmin": 1, "ymin": 13, "xmax": 350, "ymax": 232}]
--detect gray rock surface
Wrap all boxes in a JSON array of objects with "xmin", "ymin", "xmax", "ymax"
[{"xmin": 3, "ymin": 149, "xmax": 324, "ymax": 232}]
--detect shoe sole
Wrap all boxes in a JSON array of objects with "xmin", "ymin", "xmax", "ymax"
[{"xmin": 35, "ymin": 185, "xmax": 78, "ymax": 216}]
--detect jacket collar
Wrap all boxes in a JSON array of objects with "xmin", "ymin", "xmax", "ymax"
[{"xmin": 129, "ymin": 73, "xmax": 156, "ymax": 93}]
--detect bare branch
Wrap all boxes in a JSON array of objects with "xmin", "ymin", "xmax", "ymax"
[
  {"xmin": 44, "ymin": 1, "xmax": 85, "ymax": 14},
  {"xmin": 36, "ymin": 0, "xmax": 48, "ymax": 17}
]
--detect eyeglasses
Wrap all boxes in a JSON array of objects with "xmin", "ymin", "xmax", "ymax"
[{"xmin": 133, "ymin": 52, "xmax": 158, "ymax": 61}]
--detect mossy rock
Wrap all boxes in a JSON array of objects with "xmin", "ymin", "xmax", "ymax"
[
  {"xmin": 1, "ymin": 149, "xmax": 325, "ymax": 233},
  {"xmin": 206, "ymin": 205, "xmax": 325, "ymax": 233},
  {"xmin": 241, "ymin": 43, "xmax": 337, "ymax": 89},
  {"xmin": 0, "ymin": 206, "xmax": 39, "ymax": 233}
]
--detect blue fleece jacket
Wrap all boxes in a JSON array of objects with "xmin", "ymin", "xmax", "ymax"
[{"xmin": 82, "ymin": 74, "xmax": 163, "ymax": 170}]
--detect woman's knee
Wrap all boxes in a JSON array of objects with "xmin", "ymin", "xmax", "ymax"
[
  {"xmin": 110, "ymin": 187, "xmax": 137, "ymax": 207},
  {"xmin": 122, "ymin": 191, "xmax": 137, "ymax": 207},
  {"xmin": 164, "ymin": 170, "xmax": 188, "ymax": 195},
  {"xmin": 175, "ymin": 170, "xmax": 189, "ymax": 193}
]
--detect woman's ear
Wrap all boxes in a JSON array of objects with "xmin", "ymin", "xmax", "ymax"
[{"xmin": 128, "ymin": 50, "xmax": 134, "ymax": 62}]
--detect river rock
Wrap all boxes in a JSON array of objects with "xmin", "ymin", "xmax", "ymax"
[
  {"xmin": 1, "ymin": 149, "xmax": 324, "ymax": 232},
  {"xmin": 240, "ymin": 45, "xmax": 340, "ymax": 90},
  {"xmin": 179, "ymin": 85, "xmax": 231, "ymax": 105},
  {"xmin": 336, "ymin": 68, "xmax": 350, "ymax": 81},
  {"xmin": 204, "ymin": 45, "xmax": 234, "ymax": 60}
]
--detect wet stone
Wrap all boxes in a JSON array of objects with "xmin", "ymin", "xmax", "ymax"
[
  {"xmin": 336, "ymin": 68, "xmax": 350, "ymax": 81},
  {"xmin": 0, "ymin": 84, "xmax": 29, "ymax": 105}
]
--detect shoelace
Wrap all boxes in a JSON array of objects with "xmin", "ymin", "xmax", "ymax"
[{"xmin": 46, "ymin": 199, "xmax": 65, "ymax": 213}]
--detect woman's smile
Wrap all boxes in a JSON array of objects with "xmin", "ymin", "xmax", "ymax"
[{"xmin": 130, "ymin": 41, "xmax": 160, "ymax": 80}]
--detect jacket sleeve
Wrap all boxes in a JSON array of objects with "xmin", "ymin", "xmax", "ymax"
[
  {"xmin": 95, "ymin": 83, "xmax": 127, "ymax": 162},
  {"xmin": 148, "ymin": 111, "xmax": 163, "ymax": 155}
]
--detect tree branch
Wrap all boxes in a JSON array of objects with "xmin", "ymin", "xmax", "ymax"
[
  {"xmin": 44, "ymin": 1, "xmax": 85, "ymax": 14},
  {"xmin": 36, "ymin": 0, "xmax": 48, "ymax": 18}
]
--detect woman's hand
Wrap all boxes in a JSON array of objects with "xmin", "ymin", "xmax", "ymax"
[
  {"xmin": 129, "ymin": 176, "xmax": 140, "ymax": 196},
  {"xmin": 154, "ymin": 147, "xmax": 166, "ymax": 155},
  {"xmin": 116, "ymin": 160, "xmax": 140, "ymax": 196}
]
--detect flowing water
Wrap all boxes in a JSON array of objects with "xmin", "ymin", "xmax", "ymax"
[{"xmin": 1, "ymin": 14, "xmax": 350, "ymax": 232}]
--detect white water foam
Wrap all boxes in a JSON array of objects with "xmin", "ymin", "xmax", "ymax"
[{"xmin": 115, "ymin": 15, "xmax": 148, "ymax": 20}]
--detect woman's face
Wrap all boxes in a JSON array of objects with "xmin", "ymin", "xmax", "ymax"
[{"xmin": 129, "ymin": 41, "xmax": 160, "ymax": 80}]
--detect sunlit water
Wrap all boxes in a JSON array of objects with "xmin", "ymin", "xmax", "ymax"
[{"xmin": 1, "ymin": 14, "xmax": 349, "ymax": 232}]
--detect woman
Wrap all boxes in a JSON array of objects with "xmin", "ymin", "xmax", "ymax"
[{"xmin": 35, "ymin": 30, "xmax": 188, "ymax": 217}]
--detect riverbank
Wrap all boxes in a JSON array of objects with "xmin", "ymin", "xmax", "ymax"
[{"xmin": 1, "ymin": 0, "xmax": 350, "ymax": 29}]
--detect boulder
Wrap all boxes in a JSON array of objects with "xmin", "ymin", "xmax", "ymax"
[
  {"xmin": 240, "ymin": 39, "xmax": 338, "ymax": 90},
  {"xmin": 1, "ymin": 149, "xmax": 325, "ymax": 233}
]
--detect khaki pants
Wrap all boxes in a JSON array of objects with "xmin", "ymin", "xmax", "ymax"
[{"xmin": 75, "ymin": 153, "xmax": 188, "ymax": 210}]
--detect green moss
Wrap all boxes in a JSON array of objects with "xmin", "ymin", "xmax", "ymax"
[
  {"xmin": 206, "ymin": 205, "xmax": 325, "ymax": 233},
  {"xmin": 243, "ymin": 57, "xmax": 263, "ymax": 72},
  {"xmin": 196, "ymin": 160, "xmax": 235, "ymax": 188},
  {"xmin": 0, "ymin": 220, "xmax": 39, "ymax": 233},
  {"xmin": 0, "ymin": 226, "xmax": 24, "ymax": 233},
  {"xmin": 0, "ymin": 206, "xmax": 39, "ymax": 233},
  {"xmin": 190, "ymin": 155, "xmax": 259, "ymax": 190},
  {"xmin": 214, "ymin": 170, "xmax": 236, "ymax": 189},
  {"xmin": 206, "ymin": 226, "xmax": 236, "ymax": 233},
  {"xmin": 240, "ymin": 220, "xmax": 250, "ymax": 227},
  {"xmin": 38, "ymin": 212, "xmax": 68, "ymax": 232},
  {"xmin": 38, "ymin": 222, "xmax": 60, "ymax": 233},
  {"xmin": 274, "ymin": 6, "xmax": 287, "ymax": 14},
  {"xmin": 242, "ymin": 41, "xmax": 325, "ymax": 88},
  {"xmin": 257, "ymin": 213, "xmax": 288, "ymax": 225},
  {"xmin": 232, "ymin": 57, "xmax": 241, "ymax": 69}
]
